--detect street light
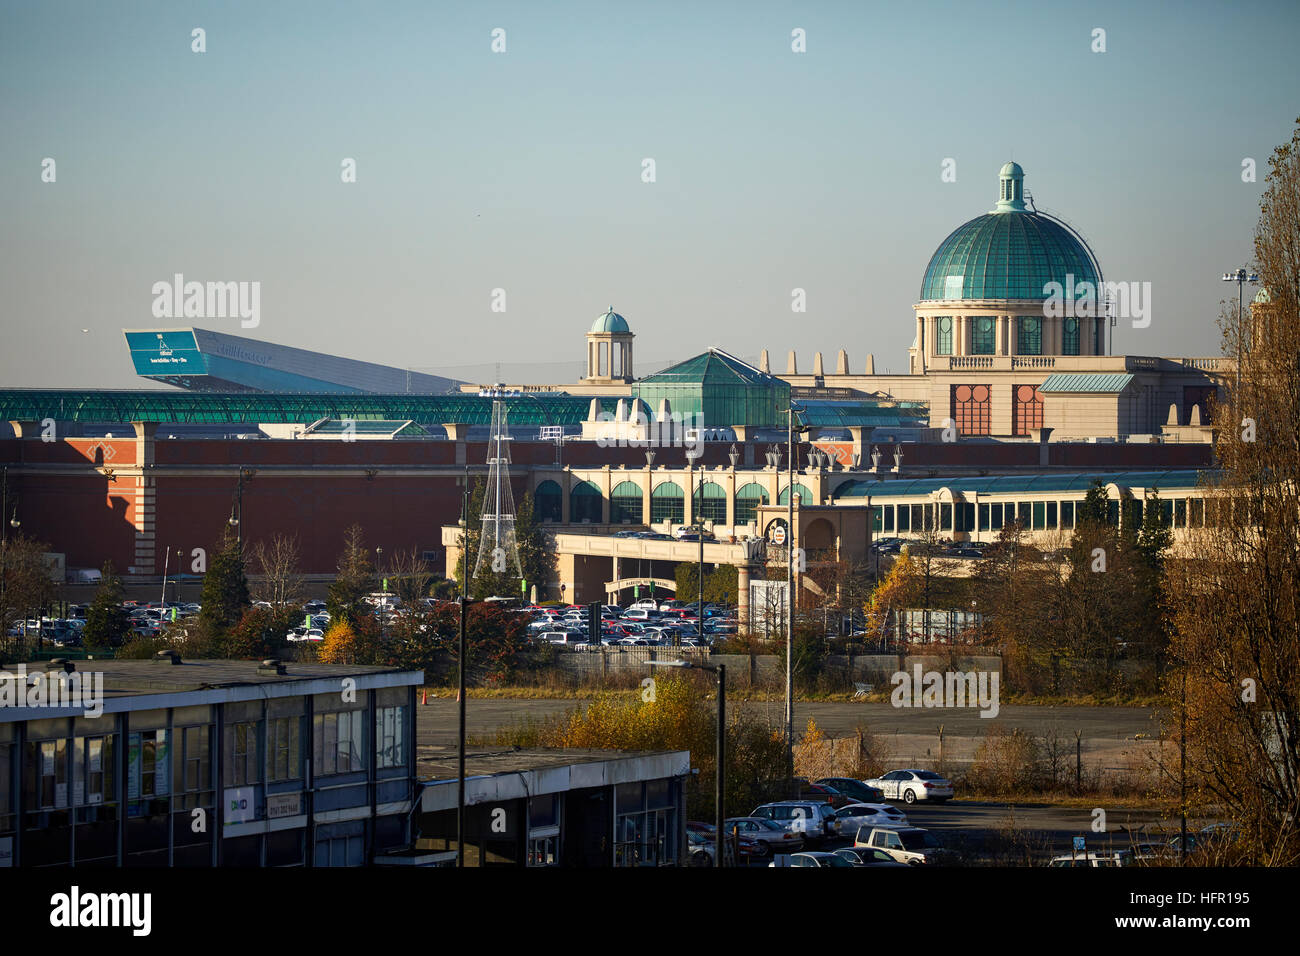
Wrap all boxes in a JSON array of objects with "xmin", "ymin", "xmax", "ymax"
[
  {"xmin": 784, "ymin": 402, "xmax": 807, "ymax": 793},
  {"xmin": 648, "ymin": 659, "xmax": 726, "ymax": 867},
  {"xmin": 686, "ymin": 446, "xmax": 704, "ymax": 645},
  {"xmin": 1221, "ymin": 268, "xmax": 1259, "ymax": 401}
]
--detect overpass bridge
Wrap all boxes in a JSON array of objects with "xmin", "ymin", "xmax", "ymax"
[{"xmin": 442, "ymin": 525, "xmax": 770, "ymax": 618}]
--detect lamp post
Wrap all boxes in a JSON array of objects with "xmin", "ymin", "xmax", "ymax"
[
  {"xmin": 784, "ymin": 402, "xmax": 805, "ymax": 793},
  {"xmin": 229, "ymin": 466, "xmax": 247, "ymax": 552},
  {"xmin": 457, "ymin": 467, "xmax": 471, "ymax": 868},
  {"xmin": 1, "ymin": 466, "xmax": 19, "ymax": 642},
  {"xmin": 648, "ymin": 659, "xmax": 725, "ymax": 867},
  {"xmin": 687, "ymin": 447, "xmax": 704, "ymax": 644},
  {"xmin": 1221, "ymin": 268, "xmax": 1259, "ymax": 402}
]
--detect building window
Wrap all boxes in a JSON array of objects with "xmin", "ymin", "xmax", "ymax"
[
  {"xmin": 376, "ymin": 706, "xmax": 406, "ymax": 769},
  {"xmin": 174, "ymin": 725, "xmax": 211, "ymax": 808},
  {"xmin": 693, "ymin": 482, "xmax": 727, "ymax": 523},
  {"xmin": 1013, "ymin": 384, "xmax": 1044, "ymax": 435},
  {"xmin": 734, "ymin": 483, "xmax": 768, "ymax": 524},
  {"xmin": 1017, "ymin": 316, "xmax": 1042, "ymax": 355},
  {"xmin": 934, "ymin": 317, "xmax": 953, "ymax": 355},
  {"xmin": 651, "ymin": 482, "xmax": 684, "ymax": 524},
  {"xmin": 225, "ymin": 722, "xmax": 258, "ymax": 787},
  {"xmin": 610, "ymin": 480, "xmax": 643, "ymax": 524},
  {"xmin": 266, "ymin": 717, "xmax": 301, "ymax": 783},
  {"xmin": 952, "ymin": 384, "xmax": 991, "ymax": 436},
  {"xmin": 313, "ymin": 711, "xmax": 364, "ymax": 776},
  {"xmin": 1063, "ymin": 317, "xmax": 1079, "ymax": 355},
  {"xmin": 778, "ymin": 483, "xmax": 813, "ymax": 506},
  {"xmin": 570, "ymin": 481, "xmax": 602, "ymax": 523},
  {"xmin": 534, "ymin": 481, "xmax": 562, "ymax": 522},
  {"xmin": 971, "ymin": 317, "xmax": 995, "ymax": 354}
]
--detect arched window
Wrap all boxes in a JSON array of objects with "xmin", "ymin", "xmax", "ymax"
[
  {"xmin": 1017, "ymin": 316, "xmax": 1042, "ymax": 355},
  {"xmin": 610, "ymin": 480, "xmax": 643, "ymax": 524},
  {"xmin": 570, "ymin": 480, "xmax": 602, "ymax": 523},
  {"xmin": 650, "ymin": 481, "xmax": 684, "ymax": 525},
  {"xmin": 735, "ymin": 483, "xmax": 769, "ymax": 524},
  {"xmin": 934, "ymin": 316, "xmax": 953, "ymax": 355},
  {"xmin": 535, "ymin": 480, "xmax": 562, "ymax": 522},
  {"xmin": 692, "ymin": 481, "xmax": 727, "ymax": 523},
  {"xmin": 778, "ymin": 483, "xmax": 814, "ymax": 506},
  {"xmin": 1063, "ymin": 317, "xmax": 1079, "ymax": 355}
]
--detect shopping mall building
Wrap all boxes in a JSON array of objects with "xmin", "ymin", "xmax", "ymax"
[{"xmin": 0, "ymin": 164, "xmax": 1227, "ymax": 604}]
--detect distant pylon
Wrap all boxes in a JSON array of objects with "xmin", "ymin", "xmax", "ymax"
[{"xmin": 472, "ymin": 400, "xmax": 523, "ymax": 581}]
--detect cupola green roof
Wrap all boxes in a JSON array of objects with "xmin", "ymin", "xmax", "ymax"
[
  {"xmin": 919, "ymin": 164, "xmax": 1101, "ymax": 302},
  {"xmin": 590, "ymin": 307, "xmax": 631, "ymax": 334}
]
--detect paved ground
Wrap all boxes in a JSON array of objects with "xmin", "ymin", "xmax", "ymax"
[
  {"xmin": 417, "ymin": 697, "xmax": 1164, "ymax": 769},
  {"xmin": 418, "ymin": 697, "xmax": 1186, "ymax": 865}
]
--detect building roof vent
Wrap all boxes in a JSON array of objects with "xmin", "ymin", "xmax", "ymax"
[
  {"xmin": 154, "ymin": 649, "xmax": 182, "ymax": 665},
  {"xmin": 258, "ymin": 658, "xmax": 287, "ymax": 676}
]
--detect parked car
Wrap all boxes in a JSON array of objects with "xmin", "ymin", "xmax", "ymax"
[
  {"xmin": 834, "ymin": 847, "xmax": 909, "ymax": 868},
  {"xmin": 834, "ymin": 803, "xmax": 910, "ymax": 832},
  {"xmin": 854, "ymin": 826, "xmax": 953, "ymax": 865},
  {"xmin": 798, "ymin": 782, "xmax": 853, "ymax": 809},
  {"xmin": 815, "ymin": 777, "xmax": 886, "ymax": 804},
  {"xmin": 750, "ymin": 801, "xmax": 840, "ymax": 844},
  {"xmin": 1048, "ymin": 850, "xmax": 1132, "ymax": 867},
  {"xmin": 863, "ymin": 769, "xmax": 955, "ymax": 804},
  {"xmin": 768, "ymin": 851, "xmax": 855, "ymax": 868},
  {"xmin": 723, "ymin": 817, "xmax": 806, "ymax": 855}
]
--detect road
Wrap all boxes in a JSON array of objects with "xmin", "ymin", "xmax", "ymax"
[{"xmin": 417, "ymin": 697, "xmax": 1163, "ymax": 768}]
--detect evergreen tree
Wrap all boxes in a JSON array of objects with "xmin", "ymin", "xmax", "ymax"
[
  {"xmin": 327, "ymin": 524, "xmax": 378, "ymax": 626},
  {"xmin": 83, "ymin": 561, "xmax": 131, "ymax": 650},
  {"xmin": 198, "ymin": 528, "xmax": 250, "ymax": 634}
]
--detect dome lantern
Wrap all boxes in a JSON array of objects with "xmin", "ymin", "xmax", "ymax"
[{"xmin": 994, "ymin": 161, "xmax": 1026, "ymax": 213}]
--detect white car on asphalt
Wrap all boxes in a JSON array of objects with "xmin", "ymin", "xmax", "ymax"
[
  {"xmin": 863, "ymin": 769, "xmax": 955, "ymax": 804},
  {"xmin": 833, "ymin": 803, "xmax": 910, "ymax": 832}
]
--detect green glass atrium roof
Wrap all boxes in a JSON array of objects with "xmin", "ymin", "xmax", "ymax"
[
  {"xmin": 0, "ymin": 390, "xmax": 622, "ymax": 427},
  {"xmin": 637, "ymin": 349, "xmax": 777, "ymax": 387}
]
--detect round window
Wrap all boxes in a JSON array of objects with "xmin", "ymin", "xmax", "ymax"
[
  {"xmin": 977, "ymin": 317, "xmax": 993, "ymax": 332},
  {"xmin": 1064, "ymin": 318, "xmax": 1078, "ymax": 332},
  {"xmin": 1018, "ymin": 385, "xmax": 1037, "ymax": 402},
  {"xmin": 938, "ymin": 317, "xmax": 952, "ymax": 332},
  {"xmin": 955, "ymin": 385, "xmax": 972, "ymax": 402},
  {"xmin": 973, "ymin": 385, "xmax": 989, "ymax": 402}
]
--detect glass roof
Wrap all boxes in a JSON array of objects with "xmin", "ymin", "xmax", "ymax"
[
  {"xmin": 920, "ymin": 211, "xmax": 1100, "ymax": 302},
  {"xmin": 833, "ymin": 469, "xmax": 1216, "ymax": 499},
  {"xmin": 0, "ymin": 390, "xmax": 619, "ymax": 426}
]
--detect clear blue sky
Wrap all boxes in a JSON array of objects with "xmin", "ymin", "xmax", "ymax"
[{"xmin": 2, "ymin": 0, "xmax": 1296, "ymax": 387}]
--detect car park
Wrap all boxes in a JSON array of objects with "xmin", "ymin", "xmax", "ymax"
[
  {"xmin": 814, "ymin": 778, "xmax": 887, "ymax": 804},
  {"xmin": 834, "ymin": 803, "xmax": 910, "ymax": 832},
  {"xmin": 834, "ymin": 847, "xmax": 909, "ymax": 867},
  {"xmin": 750, "ymin": 801, "xmax": 840, "ymax": 844},
  {"xmin": 723, "ymin": 817, "xmax": 805, "ymax": 855},
  {"xmin": 1048, "ymin": 850, "xmax": 1132, "ymax": 867},
  {"xmin": 864, "ymin": 769, "xmax": 955, "ymax": 804},
  {"xmin": 854, "ymin": 826, "xmax": 952, "ymax": 865},
  {"xmin": 768, "ymin": 851, "xmax": 855, "ymax": 868}
]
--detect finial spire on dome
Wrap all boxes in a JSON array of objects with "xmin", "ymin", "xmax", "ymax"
[{"xmin": 994, "ymin": 161, "xmax": 1026, "ymax": 213}]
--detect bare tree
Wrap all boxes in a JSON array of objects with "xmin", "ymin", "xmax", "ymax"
[
  {"xmin": 248, "ymin": 533, "xmax": 304, "ymax": 608},
  {"xmin": 1163, "ymin": 120, "xmax": 1300, "ymax": 865}
]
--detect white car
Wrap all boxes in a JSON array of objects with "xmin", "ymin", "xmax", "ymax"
[
  {"xmin": 854, "ymin": 826, "xmax": 952, "ymax": 865},
  {"xmin": 864, "ymin": 769, "xmax": 955, "ymax": 804},
  {"xmin": 833, "ymin": 803, "xmax": 909, "ymax": 832}
]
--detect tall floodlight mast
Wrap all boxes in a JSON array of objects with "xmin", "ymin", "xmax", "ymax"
[{"xmin": 472, "ymin": 400, "xmax": 523, "ymax": 582}]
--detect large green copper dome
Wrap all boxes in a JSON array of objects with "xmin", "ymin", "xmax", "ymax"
[{"xmin": 919, "ymin": 165, "xmax": 1101, "ymax": 302}]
